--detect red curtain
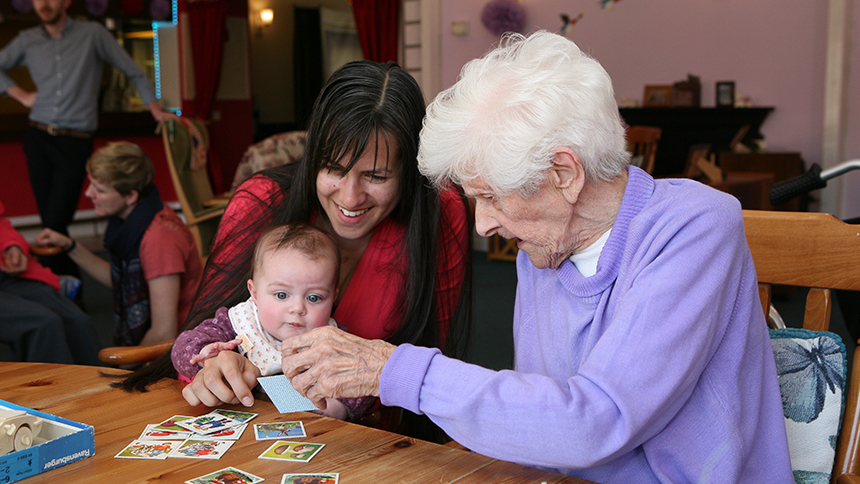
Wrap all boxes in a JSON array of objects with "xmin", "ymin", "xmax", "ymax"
[
  {"xmin": 351, "ymin": 0, "xmax": 399, "ymax": 63},
  {"xmin": 186, "ymin": 0, "xmax": 226, "ymax": 191},
  {"xmin": 186, "ymin": 0, "xmax": 226, "ymax": 120}
]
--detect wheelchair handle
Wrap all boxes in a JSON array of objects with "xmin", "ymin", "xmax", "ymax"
[{"xmin": 770, "ymin": 159, "xmax": 860, "ymax": 207}]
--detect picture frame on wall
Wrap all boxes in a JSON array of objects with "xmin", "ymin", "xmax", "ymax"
[
  {"xmin": 643, "ymin": 85, "xmax": 673, "ymax": 107},
  {"xmin": 716, "ymin": 81, "xmax": 735, "ymax": 108}
]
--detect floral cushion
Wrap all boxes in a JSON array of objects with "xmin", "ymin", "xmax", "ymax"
[
  {"xmin": 231, "ymin": 131, "xmax": 307, "ymax": 190},
  {"xmin": 770, "ymin": 328, "xmax": 846, "ymax": 484}
]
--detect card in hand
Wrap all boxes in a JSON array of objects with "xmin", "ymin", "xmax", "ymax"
[
  {"xmin": 281, "ymin": 474, "xmax": 338, "ymax": 484},
  {"xmin": 254, "ymin": 421, "xmax": 306, "ymax": 440},
  {"xmin": 185, "ymin": 466, "xmax": 265, "ymax": 484},
  {"xmin": 168, "ymin": 439, "xmax": 235, "ymax": 459},
  {"xmin": 177, "ymin": 413, "xmax": 244, "ymax": 435},
  {"xmin": 258, "ymin": 441, "xmax": 324, "ymax": 463},
  {"xmin": 257, "ymin": 375, "xmax": 317, "ymax": 413},
  {"xmin": 115, "ymin": 440, "xmax": 181, "ymax": 459}
]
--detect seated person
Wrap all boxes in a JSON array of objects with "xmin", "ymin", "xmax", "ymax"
[
  {"xmin": 172, "ymin": 223, "xmax": 372, "ymax": 420},
  {"xmin": 280, "ymin": 31, "xmax": 793, "ymax": 482},
  {"xmin": 0, "ymin": 199, "xmax": 101, "ymax": 364},
  {"xmin": 35, "ymin": 142, "xmax": 202, "ymax": 346}
]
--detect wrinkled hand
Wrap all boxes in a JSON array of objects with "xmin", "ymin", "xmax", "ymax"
[
  {"xmin": 281, "ymin": 325, "xmax": 396, "ymax": 410},
  {"xmin": 34, "ymin": 228, "xmax": 72, "ymax": 251},
  {"xmin": 182, "ymin": 350, "xmax": 261, "ymax": 408},
  {"xmin": 1, "ymin": 246, "xmax": 28, "ymax": 275},
  {"xmin": 189, "ymin": 338, "xmax": 242, "ymax": 366}
]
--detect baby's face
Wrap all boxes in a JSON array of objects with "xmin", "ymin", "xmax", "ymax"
[{"xmin": 248, "ymin": 247, "xmax": 337, "ymax": 341}]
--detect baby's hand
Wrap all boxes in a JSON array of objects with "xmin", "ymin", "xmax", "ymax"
[{"xmin": 189, "ymin": 338, "xmax": 242, "ymax": 366}]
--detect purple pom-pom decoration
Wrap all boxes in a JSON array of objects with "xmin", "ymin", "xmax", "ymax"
[
  {"xmin": 150, "ymin": 0, "xmax": 171, "ymax": 20},
  {"xmin": 85, "ymin": 0, "xmax": 108, "ymax": 16},
  {"xmin": 480, "ymin": 0, "xmax": 526, "ymax": 36},
  {"xmin": 12, "ymin": 0, "xmax": 33, "ymax": 13}
]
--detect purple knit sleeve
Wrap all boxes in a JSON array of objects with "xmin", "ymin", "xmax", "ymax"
[{"xmin": 170, "ymin": 307, "xmax": 238, "ymax": 379}]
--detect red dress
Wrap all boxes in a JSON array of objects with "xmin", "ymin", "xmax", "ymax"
[{"xmin": 210, "ymin": 175, "xmax": 469, "ymax": 343}]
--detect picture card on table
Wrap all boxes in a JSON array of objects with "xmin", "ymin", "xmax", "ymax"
[
  {"xmin": 168, "ymin": 439, "xmax": 236, "ymax": 459},
  {"xmin": 138, "ymin": 424, "xmax": 192, "ymax": 440},
  {"xmin": 254, "ymin": 421, "xmax": 306, "ymax": 440},
  {"xmin": 176, "ymin": 413, "xmax": 244, "ymax": 435},
  {"xmin": 186, "ymin": 467, "xmax": 265, "ymax": 484},
  {"xmin": 257, "ymin": 375, "xmax": 317, "ymax": 413},
  {"xmin": 281, "ymin": 474, "xmax": 338, "ymax": 484},
  {"xmin": 115, "ymin": 440, "xmax": 181, "ymax": 459},
  {"xmin": 258, "ymin": 440, "xmax": 324, "ymax": 463},
  {"xmin": 212, "ymin": 409, "xmax": 258, "ymax": 424}
]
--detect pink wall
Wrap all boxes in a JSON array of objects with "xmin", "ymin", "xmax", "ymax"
[{"xmin": 441, "ymin": 0, "xmax": 860, "ymax": 219}]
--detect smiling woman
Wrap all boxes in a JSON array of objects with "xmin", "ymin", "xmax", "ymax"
[{"xmin": 119, "ymin": 61, "xmax": 473, "ymax": 442}]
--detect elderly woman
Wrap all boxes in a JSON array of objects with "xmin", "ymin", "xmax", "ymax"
[
  {"xmin": 35, "ymin": 142, "xmax": 202, "ymax": 347},
  {"xmin": 281, "ymin": 31, "xmax": 792, "ymax": 483}
]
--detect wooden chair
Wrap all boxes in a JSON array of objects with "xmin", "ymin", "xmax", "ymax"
[
  {"xmin": 98, "ymin": 339, "xmax": 175, "ymax": 366},
  {"xmin": 743, "ymin": 210, "xmax": 860, "ymax": 482},
  {"xmin": 161, "ymin": 118, "xmax": 230, "ymax": 260},
  {"xmin": 626, "ymin": 125, "xmax": 661, "ymax": 175}
]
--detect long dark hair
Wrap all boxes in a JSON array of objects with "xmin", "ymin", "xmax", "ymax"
[{"xmin": 117, "ymin": 61, "xmax": 472, "ymax": 396}]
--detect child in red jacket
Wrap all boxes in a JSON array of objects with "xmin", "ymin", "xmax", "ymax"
[{"xmin": 0, "ymin": 200, "xmax": 101, "ymax": 364}]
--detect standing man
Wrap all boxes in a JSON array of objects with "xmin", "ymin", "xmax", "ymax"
[{"xmin": 0, "ymin": 0, "xmax": 172, "ymax": 275}]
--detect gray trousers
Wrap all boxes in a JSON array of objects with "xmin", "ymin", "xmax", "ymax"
[{"xmin": 0, "ymin": 275, "xmax": 101, "ymax": 365}]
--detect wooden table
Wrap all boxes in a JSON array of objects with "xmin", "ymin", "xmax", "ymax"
[{"xmin": 0, "ymin": 363, "xmax": 591, "ymax": 483}]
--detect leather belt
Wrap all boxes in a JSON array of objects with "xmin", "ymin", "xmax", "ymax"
[{"xmin": 29, "ymin": 121, "xmax": 94, "ymax": 139}]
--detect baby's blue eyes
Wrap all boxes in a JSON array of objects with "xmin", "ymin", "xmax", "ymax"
[{"xmin": 273, "ymin": 292, "xmax": 323, "ymax": 303}]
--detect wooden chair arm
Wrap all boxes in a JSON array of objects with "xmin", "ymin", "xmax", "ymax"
[
  {"xmin": 29, "ymin": 245, "xmax": 63, "ymax": 256},
  {"xmin": 835, "ymin": 344, "xmax": 860, "ymax": 480},
  {"xmin": 98, "ymin": 339, "xmax": 175, "ymax": 366}
]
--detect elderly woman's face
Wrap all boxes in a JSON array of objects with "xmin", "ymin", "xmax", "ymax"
[
  {"xmin": 464, "ymin": 176, "xmax": 576, "ymax": 270},
  {"xmin": 315, "ymin": 135, "xmax": 401, "ymax": 243}
]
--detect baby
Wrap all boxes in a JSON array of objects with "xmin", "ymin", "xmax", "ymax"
[{"xmin": 172, "ymin": 222, "xmax": 368, "ymax": 420}]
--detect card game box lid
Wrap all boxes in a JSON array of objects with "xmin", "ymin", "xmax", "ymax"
[{"xmin": 0, "ymin": 399, "xmax": 94, "ymax": 483}]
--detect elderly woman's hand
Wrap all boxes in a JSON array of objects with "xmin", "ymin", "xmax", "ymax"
[
  {"xmin": 281, "ymin": 326, "xmax": 396, "ymax": 409},
  {"xmin": 181, "ymin": 350, "xmax": 261, "ymax": 407}
]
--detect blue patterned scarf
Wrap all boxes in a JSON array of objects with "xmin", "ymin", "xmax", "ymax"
[{"xmin": 104, "ymin": 187, "xmax": 163, "ymax": 346}]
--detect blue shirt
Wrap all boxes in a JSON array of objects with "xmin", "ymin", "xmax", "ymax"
[{"xmin": 0, "ymin": 18, "xmax": 157, "ymax": 132}]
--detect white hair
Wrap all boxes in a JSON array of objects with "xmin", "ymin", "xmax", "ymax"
[{"xmin": 418, "ymin": 30, "xmax": 630, "ymax": 196}]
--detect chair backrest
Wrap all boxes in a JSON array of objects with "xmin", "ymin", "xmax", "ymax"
[
  {"xmin": 163, "ymin": 118, "xmax": 215, "ymax": 216},
  {"xmin": 743, "ymin": 210, "xmax": 860, "ymax": 481},
  {"xmin": 626, "ymin": 125, "xmax": 661, "ymax": 174},
  {"xmin": 162, "ymin": 118, "xmax": 225, "ymax": 259}
]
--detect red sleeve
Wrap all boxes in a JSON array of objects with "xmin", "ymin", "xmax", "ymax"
[
  {"xmin": 0, "ymin": 212, "xmax": 60, "ymax": 292},
  {"xmin": 434, "ymin": 188, "xmax": 470, "ymax": 346},
  {"xmin": 209, "ymin": 175, "xmax": 283, "ymax": 272}
]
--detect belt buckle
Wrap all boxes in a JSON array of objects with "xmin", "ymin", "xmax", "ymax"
[{"xmin": 46, "ymin": 124, "xmax": 60, "ymax": 136}]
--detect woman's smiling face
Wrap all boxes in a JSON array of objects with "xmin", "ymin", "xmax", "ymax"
[{"xmin": 315, "ymin": 133, "xmax": 401, "ymax": 243}]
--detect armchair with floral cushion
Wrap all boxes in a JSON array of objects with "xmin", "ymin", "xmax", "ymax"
[{"xmin": 231, "ymin": 131, "xmax": 307, "ymax": 190}]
